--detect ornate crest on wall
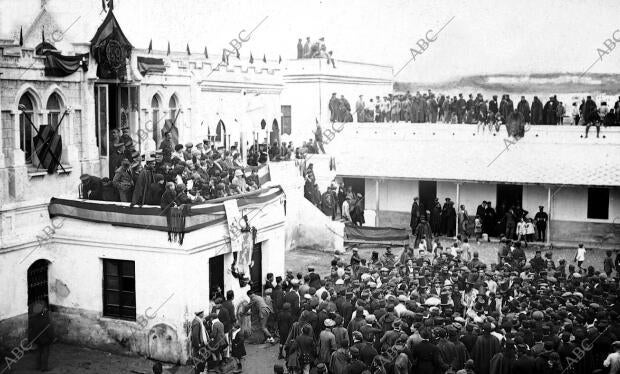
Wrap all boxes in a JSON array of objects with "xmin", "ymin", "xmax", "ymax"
[{"xmin": 90, "ymin": 11, "xmax": 133, "ymax": 80}]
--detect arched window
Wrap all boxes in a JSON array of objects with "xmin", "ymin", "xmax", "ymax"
[
  {"xmin": 169, "ymin": 95, "xmax": 178, "ymax": 123},
  {"xmin": 46, "ymin": 93, "xmax": 63, "ymax": 129},
  {"xmin": 151, "ymin": 95, "xmax": 161, "ymax": 145},
  {"xmin": 19, "ymin": 93, "xmax": 35, "ymax": 163}
]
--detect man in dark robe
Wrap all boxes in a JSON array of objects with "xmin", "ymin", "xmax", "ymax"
[
  {"xmin": 483, "ymin": 202, "xmax": 496, "ymax": 239},
  {"xmin": 414, "ymin": 216, "xmax": 433, "ymax": 249},
  {"xmin": 534, "ymin": 206, "xmax": 548, "ymax": 242},
  {"xmin": 446, "ymin": 201, "xmax": 457, "ymax": 237},
  {"xmin": 328, "ymin": 93, "xmax": 339, "ymax": 122},
  {"xmin": 131, "ymin": 159, "xmax": 156, "ymax": 206},
  {"xmin": 501, "ymin": 94, "xmax": 514, "ymax": 121},
  {"xmin": 517, "ymin": 96, "xmax": 531, "ymax": 123},
  {"xmin": 440, "ymin": 198, "xmax": 451, "ymax": 235},
  {"xmin": 476, "ymin": 201, "xmax": 486, "ymax": 218},
  {"xmin": 340, "ymin": 95, "xmax": 352, "ymax": 122},
  {"xmin": 489, "ymin": 95, "xmax": 499, "ymax": 123},
  {"xmin": 456, "ymin": 94, "xmax": 467, "ymax": 123},
  {"xmin": 531, "ymin": 96, "xmax": 543, "ymax": 124},
  {"xmin": 471, "ymin": 323, "xmax": 501, "ymax": 374},
  {"xmin": 543, "ymin": 97, "xmax": 555, "ymax": 124},
  {"xmin": 410, "ymin": 197, "xmax": 422, "ymax": 232},
  {"xmin": 430, "ymin": 199, "xmax": 442, "ymax": 236}
]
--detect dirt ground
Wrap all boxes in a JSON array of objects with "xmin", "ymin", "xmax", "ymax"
[{"xmin": 3, "ymin": 239, "xmax": 612, "ymax": 374}]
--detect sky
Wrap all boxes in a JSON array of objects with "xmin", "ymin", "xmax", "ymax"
[{"xmin": 2, "ymin": 0, "xmax": 620, "ymax": 83}]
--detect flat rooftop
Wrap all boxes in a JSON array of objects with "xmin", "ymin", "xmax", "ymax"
[{"xmin": 328, "ymin": 123, "xmax": 620, "ymax": 187}]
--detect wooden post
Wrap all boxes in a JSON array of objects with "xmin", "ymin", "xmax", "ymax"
[
  {"xmin": 547, "ymin": 186, "xmax": 552, "ymax": 245},
  {"xmin": 455, "ymin": 183, "xmax": 460, "ymax": 238}
]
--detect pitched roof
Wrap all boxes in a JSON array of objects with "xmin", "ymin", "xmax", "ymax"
[{"xmin": 332, "ymin": 125, "xmax": 620, "ymax": 187}]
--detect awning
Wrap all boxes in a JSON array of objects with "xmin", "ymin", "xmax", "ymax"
[{"xmin": 137, "ymin": 56, "xmax": 165, "ymax": 75}]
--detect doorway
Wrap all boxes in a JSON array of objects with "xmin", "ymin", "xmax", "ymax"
[
  {"xmin": 419, "ymin": 181, "xmax": 437, "ymax": 215},
  {"xmin": 250, "ymin": 243, "xmax": 262, "ymax": 295},
  {"xmin": 27, "ymin": 259, "xmax": 50, "ymax": 327},
  {"xmin": 496, "ymin": 184, "xmax": 523, "ymax": 216},
  {"xmin": 209, "ymin": 255, "xmax": 224, "ymax": 299},
  {"xmin": 342, "ymin": 178, "xmax": 366, "ymax": 210}
]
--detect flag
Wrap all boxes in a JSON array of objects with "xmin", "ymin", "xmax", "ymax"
[
  {"xmin": 107, "ymin": 0, "xmax": 114, "ymax": 11},
  {"xmin": 167, "ymin": 41, "xmax": 170, "ymax": 56},
  {"xmin": 249, "ymin": 53, "xmax": 254, "ymax": 64},
  {"xmin": 187, "ymin": 43, "xmax": 191, "ymax": 55},
  {"xmin": 42, "ymin": 28, "xmax": 45, "ymax": 44},
  {"xmin": 279, "ymin": 55, "xmax": 282, "ymax": 64},
  {"xmin": 236, "ymin": 49, "xmax": 240, "ymax": 59},
  {"xmin": 204, "ymin": 46, "xmax": 208, "ymax": 59},
  {"xmin": 19, "ymin": 27, "xmax": 23, "ymax": 46},
  {"xmin": 147, "ymin": 39, "xmax": 152, "ymax": 54},
  {"xmin": 263, "ymin": 54, "xmax": 266, "ymax": 63},
  {"xmin": 101, "ymin": 0, "xmax": 106, "ymax": 12}
]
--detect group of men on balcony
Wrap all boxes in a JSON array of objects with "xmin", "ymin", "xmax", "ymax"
[
  {"xmin": 79, "ymin": 138, "xmax": 263, "ymax": 207},
  {"xmin": 296, "ymin": 36, "xmax": 336, "ymax": 68}
]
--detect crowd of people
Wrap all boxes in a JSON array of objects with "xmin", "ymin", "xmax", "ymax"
[
  {"xmin": 297, "ymin": 36, "xmax": 336, "ymax": 68},
  {"xmin": 201, "ymin": 239, "xmax": 620, "ymax": 374},
  {"xmin": 409, "ymin": 198, "xmax": 550, "ymax": 247},
  {"xmin": 79, "ymin": 138, "xmax": 268, "ymax": 209},
  {"xmin": 351, "ymin": 92, "xmax": 620, "ymax": 137}
]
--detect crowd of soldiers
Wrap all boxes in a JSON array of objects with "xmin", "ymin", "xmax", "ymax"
[
  {"xmin": 258, "ymin": 242, "xmax": 620, "ymax": 374},
  {"xmin": 351, "ymin": 91, "xmax": 620, "ymax": 131}
]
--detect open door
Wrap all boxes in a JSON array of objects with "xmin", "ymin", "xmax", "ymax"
[{"xmin": 250, "ymin": 243, "xmax": 262, "ymax": 295}]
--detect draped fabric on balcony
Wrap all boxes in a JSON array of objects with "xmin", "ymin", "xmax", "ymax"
[
  {"xmin": 43, "ymin": 51, "xmax": 89, "ymax": 77},
  {"xmin": 48, "ymin": 186, "xmax": 284, "ymax": 240}
]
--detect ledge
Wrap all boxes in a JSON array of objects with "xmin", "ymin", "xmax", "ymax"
[{"xmin": 27, "ymin": 165, "xmax": 73, "ymax": 178}]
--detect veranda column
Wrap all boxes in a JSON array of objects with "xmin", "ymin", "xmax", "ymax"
[
  {"xmin": 456, "ymin": 183, "xmax": 460, "ymax": 238},
  {"xmin": 375, "ymin": 179, "xmax": 380, "ymax": 227},
  {"xmin": 547, "ymin": 186, "xmax": 552, "ymax": 245}
]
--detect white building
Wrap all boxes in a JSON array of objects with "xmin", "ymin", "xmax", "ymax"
[{"xmin": 328, "ymin": 123, "xmax": 620, "ymax": 247}]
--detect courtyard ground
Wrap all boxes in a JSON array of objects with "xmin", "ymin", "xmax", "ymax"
[{"xmin": 2, "ymin": 239, "xmax": 612, "ymax": 374}]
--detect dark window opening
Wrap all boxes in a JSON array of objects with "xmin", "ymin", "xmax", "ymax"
[
  {"xmin": 587, "ymin": 188, "xmax": 609, "ymax": 219},
  {"xmin": 103, "ymin": 259, "xmax": 136, "ymax": 320}
]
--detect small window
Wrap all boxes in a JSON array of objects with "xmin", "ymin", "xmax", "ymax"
[
  {"xmin": 169, "ymin": 95, "xmax": 178, "ymax": 122},
  {"xmin": 151, "ymin": 95, "xmax": 161, "ymax": 145},
  {"xmin": 19, "ymin": 93, "xmax": 35, "ymax": 163},
  {"xmin": 103, "ymin": 259, "xmax": 136, "ymax": 320},
  {"xmin": 587, "ymin": 188, "xmax": 609, "ymax": 219},
  {"xmin": 46, "ymin": 93, "xmax": 63, "ymax": 129}
]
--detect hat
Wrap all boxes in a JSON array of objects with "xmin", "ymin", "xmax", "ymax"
[
  {"xmin": 234, "ymin": 169, "xmax": 243, "ymax": 177},
  {"xmin": 195, "ymin": 310, "xmax": 204, "ymax": 316},
  {"xmin": 335, "ymin": 279, "xmax": 344, "ymax": 285},
  {"xmin": 185, "ymin": 142, "xmax": 193, "ymax": 148},
  {"xmin": 324, "ymin": 319, "xmax": 336, "ymax": 327}
]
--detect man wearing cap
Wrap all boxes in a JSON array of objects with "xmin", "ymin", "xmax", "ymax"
[
  {"xmin": 318, "ymin": 319, "xmax": 337, "ymax": 364},
  {"xmin": 190, "ymin": 310, "xmax": 207, "ymax": 373},
  {"xmin": 285, "ymin": 281, "xmax": 301, "ymax": 320},
  {"xmin": 113, "ymin": 158, "xmax": 135, "ymax": 202},
  {"xmin": 534, "ymin": 206, "xmax": 548, "ymax": 242}
]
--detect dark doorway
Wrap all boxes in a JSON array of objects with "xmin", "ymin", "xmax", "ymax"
[
  {"xmin": 250, "ymin": 243, "xmax": 262, "ymax": 295},
  {"xmin": 342, "ymin": 178, "xmax": 366, "ymax": 210},
  {"xmin": 496, "ymin": 184, "xmax": 523, "ymax": 216},
  {"xmin": 209, "ymin": 255, "xmax": 224, "ymax": 298},
  {"xmin": 419, "ymin": 181, "xmax": 437, "ymax": 215},
  {"xmin": 27, "ymin": 259, "xmax": 50, "ymax": 323}
]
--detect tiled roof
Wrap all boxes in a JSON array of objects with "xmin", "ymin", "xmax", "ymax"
[{"xmin": 331, "ymin": 124, "xmax": 620, "ymax": 187}]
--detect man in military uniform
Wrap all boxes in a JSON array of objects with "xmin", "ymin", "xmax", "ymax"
[{"xmin": 534, "ymin": 206, "xmax": 548, "ymax": 242}]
